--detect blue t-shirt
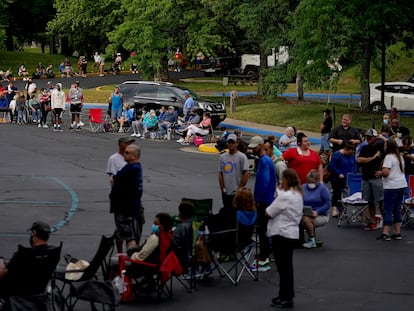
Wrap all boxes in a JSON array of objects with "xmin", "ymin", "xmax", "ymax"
[
  {"xmin": 183, "ymin": 97, "xmax": 194, "ymax": 115},
  {"xmin": 111, "ymin": 93, "xmax": 123, "ymax": 111}
]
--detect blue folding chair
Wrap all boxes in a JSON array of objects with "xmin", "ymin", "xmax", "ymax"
[{"xmin": 338, "ymin": 173, "xmax": 370, "ymax": 227}]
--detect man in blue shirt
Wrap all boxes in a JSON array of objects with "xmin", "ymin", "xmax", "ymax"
[
  {"xmin": 158, "ymin": 106, "xmax": 177, "ymax": 139},
  {"xmin": 182, "ymin": 90, "xmax": 194, "ymax": 117},
  {"xmin": 250, "ymin": 136, "xmax": 276, "ymax": 271}
]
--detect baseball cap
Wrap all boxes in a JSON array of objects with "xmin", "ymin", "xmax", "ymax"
[
  {"xmin": 118, "ymin": 137, "xmax": 135, "ymax": 144},
  {"xmin": 364, "ymin": 129, "xmax": 378, "ymax": 137},
  {"xmin": 29, "ymin": 221, "xmax": 51, "ymax": 234},
  {"xmin": 168, "ymin": 106, "xmax": 175, "ymax": 110},
  {"xmin": 183, "ymin": 90, "xmax": 190, "ymax": 96},
  {"xmin": 227, "ymin": 134, "xmax": 238, "ymax": 142},
  {"xmin": 248, "ymin": 136, "xmax": 264, "ymax": 148}
]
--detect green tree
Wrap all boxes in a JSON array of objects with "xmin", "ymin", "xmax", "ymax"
[
  {"xmin": 48, "ymin": 0, "xmax": 123, "ymax": 57},
  {"xmin": 290, "ymin": 0, "xmax": 414, "ymax": 110},
  {"xmin": 109, "ymin": 0, "xmax": 227, "ymax": 80}
]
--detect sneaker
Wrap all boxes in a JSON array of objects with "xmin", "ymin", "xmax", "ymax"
[
  {"xmin": 43, "ymin": 124, "xmax": 48, "ymax": 128},
  {"xmin": 79, "ymin": 121, "xmax": 84, "ymax": 126},
  {"xmin": 118, "ymin": 128, "xmax": 123, "ymax": 133},
  {"xmin": 376, "ymin": 233, "xmax": 391, "ymax": 241},
  {"xmin": 76, "ymin": 126, "xmax": 81, "ymax": 131},
  {"xmin": 392, "ymin": 233, "xmax": 402, "ymax": 240},
  {"xmin": 271, "ymin": 299, "xmax": 294, "ymax": 308},
  {"xmin": 131, "ymin": 133, "xmax": 136, "ymax": 137},
  {"xmin": 176, "ymin": 138, "xmax": 184, "ymax": 143},
  {"xmin": 181, "ymin": 141, "xmax": 190, "ymax": 146},
  {"xmin": 136, "ymin": 133, "xmax": 141, "ymax": 138},
  {"xmin": 140, "ymin": 136, "xmax": 145, "ymax": 139},
  {"xmin": 58, "ymin": 126, "xmax": 63, "ymax": 132},
  {"xmin": 53, "ymin": 126, "xmax": 58, "ymax": 132},
  {"xmin": 363, "ymin": 222, "xmax": 378, "ymax": 231},
  {"xmin": 303, "ymin": 238, "xmax": 317, "ymax": 249},
  {"xmin": 249, "ymin": 259, "xmax": 271, "ymax": 272},
  {"xmin": 69, "ymin": 125, "xmax": 74, "ymax": 130},
  {"xmin": 38, "ymin": 123, "xmax": 42, "ymax": 128},
  {"xmin": 258, "ymin": 258, "xmax": 270, "ymax": 266}
]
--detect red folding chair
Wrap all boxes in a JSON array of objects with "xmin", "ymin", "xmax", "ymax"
[{"xmin": 88, "ymin": 108, "xmax": 106, "ymax": 132}]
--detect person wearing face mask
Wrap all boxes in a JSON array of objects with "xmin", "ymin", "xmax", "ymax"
[
  {"xmin": 129, "ymin": 213, "xmax": 173, "ymax": 263},
  {"xmin": 301, "ymin": 170, "xmax": 331, "ymax": 249}
]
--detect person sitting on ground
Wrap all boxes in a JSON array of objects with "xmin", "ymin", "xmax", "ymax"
[
  {"xmin": 18, "ymin": 64, "xmax": 29, "ymax": 80},
  {"xmin": 0, "ymin": 221, "xmax": 55, "ymax": 298},
  {"xmin": 278, "ymin": 127, "xmax": 297, "ymax": 152},
  {"xmin": 128, "ymin": 213, "xmax": 173, "ymax": 263},
  {"xmin": 215, "ymin": 127, "xmax": 230, "ymax": 151},
  {"xmin": 158, "ymin": 106, "xmax": 177, "ymax": 139},
  {"xmin": 172, "ymin": 201, "xmax": 195, "ymax": 271},
  {"xmin": 176, "ymin": 109, "xmax": 201, "ymax": 143},
  {"xmin": 180, "ymin": 111, "xmax": 211, "ymax": 145},
  {"xmin": 301, "ymin": 169, "xmax": 331, "ymax": 248}
]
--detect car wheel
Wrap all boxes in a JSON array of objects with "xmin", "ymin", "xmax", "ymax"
[
  {"xmin": 246, "ymin": 70, "xmax": 258, "ymax": 81},
  {"xmin": 369, "ymin": 102, "xmax": 386, "ymax": 113}
]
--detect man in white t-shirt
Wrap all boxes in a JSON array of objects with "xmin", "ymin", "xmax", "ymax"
[{"xmin": 106, "ymin": 137, "xmax": 135, "ymax": 186}]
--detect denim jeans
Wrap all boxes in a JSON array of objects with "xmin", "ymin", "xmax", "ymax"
[
  {"xmin": 320, "ymin": 133, "xmax": 330, "ymax": 151},
  {"xmin": 32, "ymin": 109, "xmax": 41, "ymax": 122},
  {"xmin": 383, "ymin": 188, "xmax": 404, "ymax": 226}
]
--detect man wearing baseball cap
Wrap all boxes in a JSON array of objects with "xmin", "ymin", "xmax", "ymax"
[
  {"xmin": 182, "ymin": 90, "xmax": 194, "ymax": 117},
  {"xmin": 357, "ymin": 129, "xmax": 385, "ymax": 230},
  {"xmin": 0, "ymin": 221, "xmax": 57, "ymax": 298},
  {"xmin": 218, "ymin": 133, "xmax": 249, "ymax": 211}
]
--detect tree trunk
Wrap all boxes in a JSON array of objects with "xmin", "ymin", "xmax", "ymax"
[
  {"xmin": 61, "ymin": 37, "xmax": 70, "ymax": 56},
  {"xmin": 359, "ymin": 40, "xmax": 372, "ymax": 112},
  {"xmin": 257, "ymin": 45, "xmax": 268, "ymax": 96},
  {"xmin": 296, "ymin": 74, "xmax": 304, "ymax": 101},
  {"xmin": 5, "ymin": 26, "xmax": 14, "ymax": 51}
]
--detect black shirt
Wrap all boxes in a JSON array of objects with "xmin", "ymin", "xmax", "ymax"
[{"xmin": 358, "ymin": 143, "xmax": 385, "ymax": 180}]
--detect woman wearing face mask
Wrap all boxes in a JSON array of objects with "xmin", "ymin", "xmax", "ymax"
[
  {"xmin": 129, "ymin": 213, "xmax": 173, "ymax": 262},
  {"xmin": 301, "ymin": 170, "xmax": 331, "ymax": 249}
]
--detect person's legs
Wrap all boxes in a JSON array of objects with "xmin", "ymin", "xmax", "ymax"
[
  {"xmin": 331, "ymin": 179, "xmax": 345, "ymax": 216},
  {"xmin": 256, "ymin": 201, "xmax": 270, "ymax": 262},
  {"xmin": 392, "ymin": 188, "xmax": 404, "ymax": 236},
  {"xmin": 272, "ymin": 235, "xmax": 295, "ymax": 304}
]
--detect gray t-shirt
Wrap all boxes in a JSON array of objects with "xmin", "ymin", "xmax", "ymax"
[
  {"xmin": 106, "ymin": 152, "xmax": 126, "ymax": 176},
  {"xmin": 218, "ymin": 151, "xmax": 249, "ymax": 195}
]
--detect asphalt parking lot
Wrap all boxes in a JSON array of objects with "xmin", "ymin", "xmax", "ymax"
[{"xmin": 1, "ymin": 113, "xmax": 414, "ymax": 310}]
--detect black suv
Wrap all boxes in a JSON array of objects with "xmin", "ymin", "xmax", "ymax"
[{"xmin": 120, "ymin": 81, "xmax": 226, "ymax": 128}]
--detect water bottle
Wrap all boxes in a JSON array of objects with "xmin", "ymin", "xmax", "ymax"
[
  {"xmin": 204, "ymin": 225, "xmax": 210, "ymax": 243},
  {"xmin": 167, "ymin": 128, "xmax": 171, "ymax": 140}
]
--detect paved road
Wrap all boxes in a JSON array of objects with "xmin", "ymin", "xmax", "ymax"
[{"xmin": 1, "ymin": 123, "xmax": 414, "ymax": 311}]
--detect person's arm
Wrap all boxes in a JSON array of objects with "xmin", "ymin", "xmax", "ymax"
[
  {"xmin": 317, "ymin": 164, "xmax": 324, "ymax": 183},
  {"xmin": 130, "ymin": 234, "xmax": 159, "ymax": 261},
  {"xmin": 218, "ymin": 171, "xmax": 225, "ymax": 193},
  {"xmin": 357, "ymin": 151, "xmax": 381, "ymax": 164},
  {"xmin": 239, "ymin": 170, "xmax": 249, "ymax": 188}
]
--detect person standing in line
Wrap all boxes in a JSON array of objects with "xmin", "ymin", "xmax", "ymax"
[
  {"xmin": 357, "ymin": 129, "xmax": 385, "ymax": 231},
  {"xmin": 108, "ymin": 86, "xmax": 124, "ymax": 131},
  {"xmin": 68, "ymin": 81, "xmax": 84, "ymax": 131},
  {"xmin": 266, "ymin": 169, "xmax": 303, "ymax": 309},
  {"xmin": 182, "ymin": 90, "xmax": 194, "ymax": 117},
  {"xmin": 320, "ymin": 108, "xmax": 333, "ymax": 153},
  {"xmin": 109, "ymin": 144, "xmax": 143, "ymax": 253},
  {"xmin": 218, "ymin": 134, "xmax": 249, "ymax": 211},
  {"xmin": 250, "ymin": 136, "xmax": 276, "ymax": 272},
  {"xmin": 50, "ymin": 83, "xmax": 65, "ymax": 132},
  {"xmin": 377, "ymin": 139, "xmax": 407, "ymax": 240},
  {"xmin": 329, "ymin": 114, "xmax": 361, "ymax": 152}
]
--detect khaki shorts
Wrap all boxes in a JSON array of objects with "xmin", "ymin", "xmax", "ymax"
[{"xmin": 362, "ymin": 178, "xmax": 384, "ymax": 202}]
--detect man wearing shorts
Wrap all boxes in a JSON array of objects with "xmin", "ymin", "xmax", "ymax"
[
  {"xmin": 109, "ymin": 144, "xmax": 143, "ymax": 253},
  {"xmin": 68, "ymin": 81, "xmax": 84, "ymax": 131},
  {"xmin": 357, "ymin": 129, "xmax": 385, "ymax": 230}
]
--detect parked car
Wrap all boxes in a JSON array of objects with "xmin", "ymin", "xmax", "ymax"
[
  {"xmin": 365, "ymin": 81, "xmax": 414, "ymax": 112},
  {"xmin": 201, "ymin": 55, "xmax": 241, "ymax": 76},
  {"xmin": 120, "ymin": 81, "xmax": 226, "ymax": 128}
]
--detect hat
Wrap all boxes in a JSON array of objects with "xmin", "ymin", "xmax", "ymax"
[
  {"xmin": 47, "ymin": 81, "xmax": 52, "ymax": 85},
  {"xmin": 168, "ymin": 106, "xmax": 175, "ymax": 110},
  {"xmin": 75, "ymin": 80, "xmax": 80, "ymax": 85},
  {"xmin": 365, "ymin": 129, "xmax": 378, "ymax": 137},
  {"xmin": 323, "ymin": 109, "xmax": 331, "ymax": 114},
  {"xmin": 29, "ymin": 221, "xmax": 51, "ymax": 234},
  {"xmin": 248, "ymin": 136, "xmax": 264, "ymax": 148},
  {"xmin": 183, "ymin": 90, "xmax": 190, "ymax": 96},
  {"xmin": 227, "ymin": 134, "xmax": 238, "ymax": 142},
  {"xmin": 118, "ymin": 137, "xmax": 135, "ymax": 144}
]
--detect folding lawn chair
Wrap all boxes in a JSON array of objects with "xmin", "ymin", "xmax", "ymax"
[
  {"xmin": 118, "ymin": 230, "xmax": 183, "ymax": 302},
  {"xmin": 402, "ymin": 175, "xmax": 414, "ymax": 229},
  {"xmin": 0, "ymin": 243, "xmax": 62, "ymax": 311},
  {"xmin": 52, "ymin": 232, "xmax": 117, "ymax": 311},
  {"xmin": 88, "ymin": 108, "xmax": 106, "ymax": 132},
  {"xmin": 207, "ymin": 210, "xmax": 259, "ymax": 285},
  {"xmin": 337, "ymin": 173, "xmax": 370, "ymax": 227}
]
